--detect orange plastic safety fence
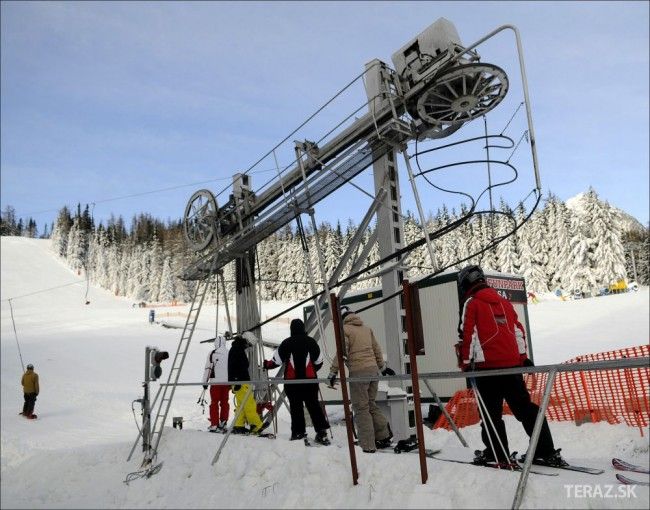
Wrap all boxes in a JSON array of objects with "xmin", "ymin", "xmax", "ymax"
[{"xmin": 434, "ymin": 345, "xmax": 650, "ymax": 435}]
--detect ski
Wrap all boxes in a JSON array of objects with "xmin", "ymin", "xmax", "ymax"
[
  {"xmin": 616, "ymin": 473, "xmax": 649, "ymax": 486},
  {"xmin": 249, "ymin": 432, "xmax": 276, "ymax": 439},
  {"xmin": 529, "ymin": 462, "xmax": 604, "ymax": 475},
  {"xmin": 612, "ymin": 458, "xmax": 650, "ymax": 474},
  {"xmin": 229, "ymin": 430, "xmax": 276, "ymax": 439},
  {"xmin": 380, "ymin": 447, "xmax": 442, "ymax": 458},
  {"xmin": 519, "ymin": 454, "xmax": 604, "ymax": 475},
  {"xmin": 429, "ymin": 455, "xmax": 559, "ymax": 476}
]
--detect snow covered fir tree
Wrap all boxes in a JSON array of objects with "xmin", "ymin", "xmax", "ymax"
[{"xmin": 3, "ymin": 189, "xmax": 648, "ymax": 303}]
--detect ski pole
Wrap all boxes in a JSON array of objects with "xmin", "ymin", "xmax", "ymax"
[
  {"xmin": 469, "ymin": 360, "xmax": 511, "ymax": 469},
  {"xmin": 318, "ymin": 386, "xmax": 334, "ymax": 439},
  {"xmin": 197, "ymin": 388, "xmax": 207, "ymax": 414}
]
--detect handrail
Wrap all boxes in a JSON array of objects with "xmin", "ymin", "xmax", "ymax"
[{"xmin": 159, "ymin": 357, "xmax": 650, "ymax": 386}]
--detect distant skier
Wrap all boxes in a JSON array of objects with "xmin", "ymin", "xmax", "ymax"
[
  {"xmin": 263, "ymin": 319, "xmax": 330, "ymax": 444},
  {"xmin": 20, "ymin": 364, "xmax": 39, "ymax": 419},
  {"xmin": 227, "ymin": 332, "xmax": 268, "ymax": 435},
  {"xmin": 148, "ymin": 309, "xmax": 155, "ymax": 324},
  {"xmin": 328, "ymin": 307, "xmax": 394, "ymax": 453},
  {"xmin": 202, "ymin": 335, "xmax": 230, "ymax": 432},
  {"xmin": 456, "ymin": 265, "xmax": 566, "ymax": 467}
]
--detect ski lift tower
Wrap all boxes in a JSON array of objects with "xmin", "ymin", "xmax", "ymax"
[
  {"xmin": 363, "ymin": 18, "xmax": 509, "ymax": 440},
  {"xmin": 133, "ymin": 17, "xmax": 539, "ymax": 466}
]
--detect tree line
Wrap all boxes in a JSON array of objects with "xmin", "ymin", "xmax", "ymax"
[{"xmin": 3, "ymin": 188, "xmax": 648, "ymax": 303}]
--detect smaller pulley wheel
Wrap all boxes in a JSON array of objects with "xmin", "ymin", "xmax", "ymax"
[
  {"xmin": 416, "ymin": 63, "xmax": 509, "ymax": 126},
  {"xmin": 183, "ymin": 189, "xmax": 218, "ymax": 251}
]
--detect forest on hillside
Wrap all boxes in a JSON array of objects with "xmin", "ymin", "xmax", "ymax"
[{"xmin": 2, "ymin": 189, "xmax": 648, "ymax": 303}]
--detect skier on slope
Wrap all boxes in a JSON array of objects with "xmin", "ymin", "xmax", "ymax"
[
  {"xmin": 227, "ymin": 332, "xmax": 269, "ymax": 435},
  {"xmin": 263, "ymin": 319, "xmax": 330, "ymax": 444},
  {"xmin": 456, "ymin": 265, "xmax": 567, "ymax": 467},
  {"xmin": 20, "ymin": 363, "xmax": 39, "ymax": 419},
  {"xmin": 328, "ymin": 307, "xmax": 394, "ymax": 453},
  {"xmin": 202, "ymin": 335, "xmax": 230, "ymax": 432}
]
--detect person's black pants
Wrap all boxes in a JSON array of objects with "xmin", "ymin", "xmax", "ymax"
[
  {"xmin": 474, "ymin": 372, "xmax": 554, "ymax": 462},
  {"xmin": 285, "ymin": 383, "xmax": 329, "ymax": 435},
  {"xmin": 23, "ymin": 392, "xmax": 37, "ymax": 416}
]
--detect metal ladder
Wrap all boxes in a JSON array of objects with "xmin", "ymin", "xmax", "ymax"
[{"xmin": 144, "ymin": 278, "xmax": 212, "ymax": 463}]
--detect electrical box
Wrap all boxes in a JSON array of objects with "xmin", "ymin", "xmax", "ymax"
[
  {"xmin": 232, "ymin": 173, "xmax": 251, "ymax": 199},
  {"xmin": 391, "ymin": 18, "xmax": 463, "ymax": 86}
]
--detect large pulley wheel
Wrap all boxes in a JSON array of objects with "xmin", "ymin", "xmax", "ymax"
[
  {"xmin": 183, "ymin": 189, "xmax": 218, "ymax": 251},
  {"xmin": 415, "ymin": 63, "xmax": 508, "ymax": 127}
]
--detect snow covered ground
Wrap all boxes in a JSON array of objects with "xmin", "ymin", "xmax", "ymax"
[{"xmin": 1, "ymin": 237, "xmax": 648, "ymax": 509}]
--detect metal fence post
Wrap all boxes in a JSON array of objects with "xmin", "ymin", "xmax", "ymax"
[
  {"xmin": 330, "ymin": 293, "xmax": 359, "ymax": 485},
  {"xmin": 512, "ymin": 368, "xmax": 557, "ymax": 509}
]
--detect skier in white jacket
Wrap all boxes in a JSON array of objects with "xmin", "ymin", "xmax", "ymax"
[{"xmin": 203, "ymin": 335, "xmax": 230, "ymax": 431}]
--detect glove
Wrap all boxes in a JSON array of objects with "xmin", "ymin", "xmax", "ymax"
[
  {"xmin": 263, "ymin": 359, "xmax": 275, "ymax": 370},
  {"xmin": 328, "ymin": 373, "xmax": 337, "ymax": 388},
  {"xmin": 381, "ymin": 366, "xmax": 395, "ymax": 376},
  {"xmin": 232, "ymin": 385, "xmax": 241, "ymax": 392},
  {"xmin": 523, "ymin": 358, "xmax": 534, "ymax": 367},
  {"xmin": 202, "ymin": 385, "xmax": 208, "ymax": 390}
]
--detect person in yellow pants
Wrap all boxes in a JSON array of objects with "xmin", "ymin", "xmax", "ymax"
[
  {"xmin": 228, "ymin": 332, "xmax": 268, "ymax": 434},
  {"xmin": 232, "ymin": 384, "xmax": 264, "ymax": 432}
]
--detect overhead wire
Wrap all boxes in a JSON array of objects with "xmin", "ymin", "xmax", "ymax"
[
  {"xmin": 209, "ymin": 61, "xmax": 384, "ymax": 203},
  {"xmin": 248, "ymin": 103, "xmax": 542, "ymax": 330},
  {"xmin": 8, "ymin": 299, "xmax": 26, "ymax": 373},
  {"xmin": 17, "ymin": 167, "xmax": 281, "ymax": 219}
]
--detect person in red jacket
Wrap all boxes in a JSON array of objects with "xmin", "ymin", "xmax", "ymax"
[{"xmin": 456, "ymin": 265, "xmax": 566, "ymax": 467}]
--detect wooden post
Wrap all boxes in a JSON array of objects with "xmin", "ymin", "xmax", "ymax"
[
  {"xmin": 402, "ymin": 280, "xmax": 428, "ymax": 484},
  {"xmin": 329, "ymin": 293, "xmax": 359, "ymax": 485}
]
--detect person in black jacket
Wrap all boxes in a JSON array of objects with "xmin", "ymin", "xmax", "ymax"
[
  {"xmin": 264, "ymin": 319, "xmax": 330, "ymax": 444},
  {"xmin": 228, "ymin": 332, "xmax": 266, "ymax": 434}
]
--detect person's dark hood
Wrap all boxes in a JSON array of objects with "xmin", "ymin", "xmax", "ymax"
[
  {"xmin": 290, "ymin": 319, "xmax": 306, "ymax": 337},
  {"xmin": 232, "ymin": 335, "xmax": 249, "ymax": 349}
]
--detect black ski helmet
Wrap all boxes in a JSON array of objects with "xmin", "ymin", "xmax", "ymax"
[
  {"xmin": 458, "ymin": 265, "xmax": 485, "ymax": 294},
  {"xmin": 340, "ymin": 305, "xmax": 353, "ymax": 320}
]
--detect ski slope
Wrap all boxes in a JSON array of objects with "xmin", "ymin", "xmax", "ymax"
[{"xmin": 1, "ymin": 237, "xmax": 648, "ymax": 509}]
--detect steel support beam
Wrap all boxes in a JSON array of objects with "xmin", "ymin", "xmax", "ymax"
[{"xmin": 366, "ymin": 58, "xmax": 411, "ymax": 441}]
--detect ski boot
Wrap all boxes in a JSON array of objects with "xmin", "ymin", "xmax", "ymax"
[
  {"xmin": 231, "ymin": 426, "xmax": 248, "ymax": 435},
  {"xmin": 290, "ymin": 432, "xmax": 307, "ymax": 441},
  {"xmin": 522, "ymin": 449, "xmax": 569, "ymax": 468},
  {"xmin": 252, "ymin": 421, "xmax": 271, "ymax": 435},
  {"xmin": 208, "ymin": 425, "xmax": 220, "ymax": 432},
  {"xmin": 314, "ymin": 431, "xmax": 331, "ymax": 446},
  {"xmin": 473, "ymin": 449, "xmax": 512, "ymax": 466},
  {"xmin": 218, "ymin": 420, "xmax": 227, "ymax": 430},
  {"xmin": 375, "ymin": 437, "xmax": 392, "ymax": 449}
]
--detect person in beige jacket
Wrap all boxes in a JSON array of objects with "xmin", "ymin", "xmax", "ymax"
[
  {"xmin": 21, "ymin": 363, "xmax": 39, "ymax": 419},
  {"xmin": 328, "ymin": 307, "xmax": 394, "ymax": 453}
]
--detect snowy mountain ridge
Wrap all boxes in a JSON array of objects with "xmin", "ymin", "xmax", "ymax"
[{"xmin": 566, "ymin": 192, "xmax": 646, "ymax": 232}]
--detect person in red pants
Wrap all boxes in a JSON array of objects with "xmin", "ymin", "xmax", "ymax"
[{"xmin": 202, "ymin": 335, "xmax": 230, "ymax": 431}]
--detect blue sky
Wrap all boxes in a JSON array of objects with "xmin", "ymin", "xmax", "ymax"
[{"xmin": 1, "ymin": 1, "xmax": 648, "ymax": 233}]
